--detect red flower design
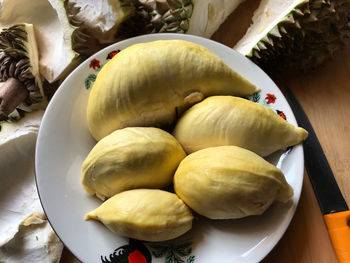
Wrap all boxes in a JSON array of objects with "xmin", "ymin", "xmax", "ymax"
[
  {"xmin": 107, "ymin": 50, "xmax": 121, "ymax": 59},
  {"xmin": 128, "ymin": 250, "xmax": 147, "ymax": 263},
  {"xmin": 89, "ymin": 59, "xmax": 100, "ymax": 69},
  {"xmin": 265, "ymin": 93, "xmax": 276, "ymax": 104},
  {"xmin": 276, "ymin": 110, "xmax": 287, "ymax": 120}
]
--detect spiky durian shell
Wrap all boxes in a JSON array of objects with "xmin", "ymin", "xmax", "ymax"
[
  {"xmin": 0, "ymin": 24, "xmax": 43, "ymax": 105},
  {"xmin": 243, "ymin": 0, "xmax": 350, "ymax": 72},
  {"xmin": 64, "ymin": 1, "xmax": 103, "ymax": 56},
  {"xmin": 65, "ymin": 0, "xmax": 136, "ymax": 56},
  {"xmin": 116, "ymin": 0, "xmax": 193, "ymax": 38}
]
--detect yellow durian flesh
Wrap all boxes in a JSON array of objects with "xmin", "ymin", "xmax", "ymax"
[
  {"xmin": 173, "ymin": 96, "xmax": 308, "ymax": 156},
  {"xmin": 174, "ymin": 146, "xmax": 294, "ymax": 220},
  {"xmin": 85, "ymin": 189, "xmax": 194, "ymax": 242},
  {"xmin": 87, "ymin": 40, "xmax": 259, "ymax": 141},
  {"xmin": 81, "ymin": 127, "xmax": 186, "ymax": 200}
]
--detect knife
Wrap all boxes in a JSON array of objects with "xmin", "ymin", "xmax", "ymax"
[{"xmin": 284, "ymin": 87, "xmax": 350, "ymax": 263}]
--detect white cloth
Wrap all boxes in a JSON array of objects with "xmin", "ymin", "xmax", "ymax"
[{"xmin": 0, "ymin": 111, "xmax": 63, "ymax": 263}]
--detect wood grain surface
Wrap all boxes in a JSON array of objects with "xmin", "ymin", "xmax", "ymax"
[{"xmin": 60, "ymin": 0, "xmax": 349, "ymax": 262}]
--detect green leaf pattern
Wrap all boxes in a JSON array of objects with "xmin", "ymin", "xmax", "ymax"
[
  {"xmin": 174, "ymin": 243, "xmax": 192, "ymax": 257},
  {"xmin": 149, "ymin": 244, "xmax": 169, "ymax": 258},
  {"xmin": 150, "ymin": 242, "xmax": 195, "ymax": 263},
  {"xmin": 85, "ymin": 74, "xmax": 96, "ymax": 89},
  {"xmin": 251, "ymin": 92, "xmax": 261, "ymax": 103},
  {"xmin": 186, "ymin": 255, "xmax": 195, "ymax": 263},
  {"xmin": 166, "ymin": 252, "xmax": 184, "ymax": 263}
]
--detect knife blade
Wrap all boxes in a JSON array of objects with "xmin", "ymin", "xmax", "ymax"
[{"xmin": 284, "ymin": 87, "xmax": 350, "ymax": 263}]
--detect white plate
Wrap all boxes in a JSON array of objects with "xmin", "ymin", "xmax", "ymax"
[{"xmin": 35, "ymin": 33, "xmax": 304, "ymax": 263}]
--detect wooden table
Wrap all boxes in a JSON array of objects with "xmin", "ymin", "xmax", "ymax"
[{"xmin": 61, "ymin": 1, "xmax": 350, "ymax": 262}]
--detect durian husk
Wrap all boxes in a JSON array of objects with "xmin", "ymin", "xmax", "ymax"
[
  {"xmin": 0, "ymin": 0, "xmax": 80, "ymax": 83},
  {"xmin": 114, "ymin": 0, "xmax": 194, "ymax": 39},
  {"xmin": 235, "ymin": 0, "xmax": 350, "ymax": 72},
  {"xmin": 117, "ymin": 0, "xmax": 246, "ymax": 40},
  {"xmin": 65, "ymin": 0, "xmax": 136, "ymax": 56},
  {"xmin": 0, "ymin": 24, "xmax": 44, "ymax": 106}
]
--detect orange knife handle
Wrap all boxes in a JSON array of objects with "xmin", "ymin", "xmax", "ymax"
[{"xmin": 324, "ymin": 211, "xmax": 350, "ymax": 263}]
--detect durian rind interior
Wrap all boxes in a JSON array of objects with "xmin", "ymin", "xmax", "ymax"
[
  {"xmin": 81, "ymin": 127, "xmax": 186, "ymax": 200},
  {"xmin": 67, "ymin": 0, "xmax": 135, "ymax": 44},
  {"xmin": 174, "ymin": 145, "xmax": 294, "ymax": 219},
  {"xmin": 187, "ymin": 0, "xmax": 246, "ymax": 37},
  {"xmin": 87, "ymin": 39, "xmax": 258, "ymax": 141},
  {"xmin": 85, "ymin": 189, "xmax": 194, "ymax": 242},
  {"xmin": 234, "ymin": 0, "xmax": 307, "ymax": 56}
]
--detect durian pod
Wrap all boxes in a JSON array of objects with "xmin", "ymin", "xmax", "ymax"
[
  {"xmin": 87, "ymin": 40, "xmax": 258, "ymax": 141},
  {"xmin": 123, "ymin": 0, "xmax": 246, "ymax": 38},
  {"xmin": 66, "ymin": 0, "xmax": 246, "ymax": 55},
  {"xmin": 173, "ymin": 146, "xmax": 294, "ymax": 219},
  {"xmin": 173, "ymin": 96, "xmax": 308, "ymax": 156},
  {"xmin": 0, "ymin": 23, "xmax": 45, "ymax": 119},
  {"xmin": 65, "ymin": 0, "xmax": 136, "ymax": 54},
  {"xmin": 234, "ymin": 0, "xmax": 350, "ymax": 72},
  {"xmin": 81, "ymin": 127, "xmax": 186, "ymax": 200},
  {"xmin": 85, "ymin": 189, "xmax": 194, "ymax": 242},
  {"xmin": 0, "ymin": 0, "xmax": 79, "ymax": 83}
]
